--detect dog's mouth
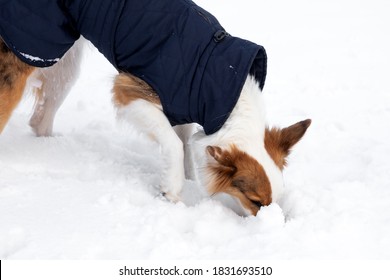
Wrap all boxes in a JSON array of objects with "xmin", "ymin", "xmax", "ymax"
[{"xmin": 249, "ymin": 199, "xmax": 263, "ymax": 209}]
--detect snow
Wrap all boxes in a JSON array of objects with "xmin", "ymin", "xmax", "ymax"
[
  {"xmin": 1, "ymin": 0, "xmax": 390, "ymax": 259},
  {"xmin": 19, "ymin": 51, "xmax": 60, "ymax": 64}
]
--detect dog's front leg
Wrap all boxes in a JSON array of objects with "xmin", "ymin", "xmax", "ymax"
[
  {"xmin": 173, "ymin": 124, "xmax": 199, "ymax": 180},
  {"xmin": 117, "ymin": 99, "xmax": 184, "ymax": 202}
]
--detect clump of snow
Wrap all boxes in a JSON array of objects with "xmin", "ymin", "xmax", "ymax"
[
  {"xmin": 19, "ymin": 51, "xmax": 60, "ymax": 64},
  {"xmin": 1, "ymin": 0, "xmax": 390, "ymax": 259}
]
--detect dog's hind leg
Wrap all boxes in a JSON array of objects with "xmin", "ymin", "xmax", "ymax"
[
  {"xmin": 0, "ymin": 40, "xmax": 35, "ymax": 134},
  {"xmin": 113, "ymin": 73, "xmax": 184, "ymax": 201},
  {"xmin": 29, "ymin": 38, "xmax": 84, "ymax": 136}
]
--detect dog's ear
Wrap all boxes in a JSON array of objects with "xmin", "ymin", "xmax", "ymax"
[
  {"xmin": 280, "ymin": 119, "xmax": 311, "ymax": 154},
  {"xmin": 265, "ymin": 119, "xmax": 311, "ymax": 169},
  {"xmin": 207, "ymin": 146, "xmax": 237, "ymax": 173}
]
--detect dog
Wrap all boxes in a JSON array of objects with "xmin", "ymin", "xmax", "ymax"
[{"xmin": 0, "ymin": 0, "xmax": 310, "ymax": 215}]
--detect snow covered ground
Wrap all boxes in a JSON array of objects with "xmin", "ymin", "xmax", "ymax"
[{"xmin": 1, "ymin": 0, "xmax": 390, "ymax": 259}]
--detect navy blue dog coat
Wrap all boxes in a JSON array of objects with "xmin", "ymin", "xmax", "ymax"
[{"xmin": 0, "ymin": 0, "xmax": 267, "ymax": 134}]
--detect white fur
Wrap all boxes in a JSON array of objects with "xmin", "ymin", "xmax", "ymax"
[
  {"xmin": 184, "ymin": 76, "xmax": 284, "ymax": 213},
  {"xmin": 117, "ymin": 99, "xmax": 184, "ymax": 202},
  {"xmin": 28, "ymin": 38, "xmax": 85, "ymax": 136}
]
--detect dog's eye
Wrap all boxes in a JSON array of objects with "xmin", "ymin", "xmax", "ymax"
[{"xmin": 250, "ymin": 199, "xmax": 263, "ymax": 208}]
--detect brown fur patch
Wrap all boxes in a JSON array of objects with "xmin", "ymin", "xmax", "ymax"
[
  {"xmin": 265, "ymin": 119, "xmax": 312, "ymax": 170},
  {"xmin": 207, "ymin": 145, "xmax": 272, "ymax": 215},
  {"xmin": 0, "ymin": 39, "xmax": 35, "ymax": 133},
  {"xmin": 112, "ymin": 72, "xmax": 160, "ymax": 107}
]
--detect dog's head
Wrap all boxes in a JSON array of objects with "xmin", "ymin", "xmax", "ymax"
[{"xmin": 207, "ymin": 119, "xmax": 311, "ymax": 215}]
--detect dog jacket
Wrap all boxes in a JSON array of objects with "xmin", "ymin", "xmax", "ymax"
[{"xmin": 0, "ymin": 0, "xmax": 267, "ymax": 134}]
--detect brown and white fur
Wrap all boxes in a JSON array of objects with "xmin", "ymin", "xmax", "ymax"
[
  {"xmin": 112, "ymin": 73, "xmax": 311, "ymax": 215},
  {"xmin": 185, "ymin": 80, "xmax": 311, "ymax": 215},
  {"xmin": 0, "ymin": 38, "xmax": 84, "ymax": 136},
  {"xmin": 0, "ymin": 38, "xmax": 310, "ymax": 215}
]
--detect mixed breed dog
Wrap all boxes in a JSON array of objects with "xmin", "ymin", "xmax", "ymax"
[{"xmin": 0, "ymin": 0, "xmax": 310, "ymax": 216}]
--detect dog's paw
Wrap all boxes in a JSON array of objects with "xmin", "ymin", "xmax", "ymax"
[{"xmin": 159, "ymin": 168, "xmax": 184, "ymax": 203}]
